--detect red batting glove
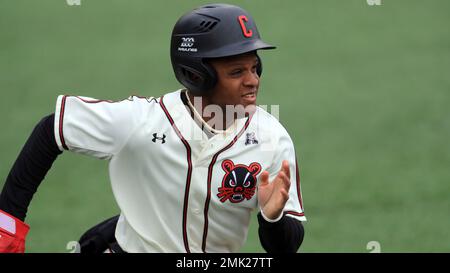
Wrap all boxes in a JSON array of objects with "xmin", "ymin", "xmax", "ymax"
[{"xmin": 0, "ymin": 209, "xmax": 29, "ymax": 253}]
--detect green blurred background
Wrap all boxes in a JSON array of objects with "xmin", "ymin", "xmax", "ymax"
[{"xmin": 1, "ymin": 0, "xmax": 449, "ymax": 252}]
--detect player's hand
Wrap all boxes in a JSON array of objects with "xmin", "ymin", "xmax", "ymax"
[
  {"xmin": 0, "ymin": 209, "xmax": 29, "ymax": 253},
  {"xmin": 257, "ymin": 160, "xmax": 291, "ymax": 220}
]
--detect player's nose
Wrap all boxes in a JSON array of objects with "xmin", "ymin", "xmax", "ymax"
[{"xmin": 243, "ymin": 70, "xmax": 259, "ymax": 87}]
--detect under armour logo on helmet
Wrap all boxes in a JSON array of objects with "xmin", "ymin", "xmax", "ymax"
[
  {"xmin": 238, "ymin": 15, "xmax": 253, "ymax": 38},
  {"xmin": 152, "ymin": 133, "xmax": 166, "ymax": 144}
]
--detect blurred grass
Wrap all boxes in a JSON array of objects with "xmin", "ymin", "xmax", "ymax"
[{"xmin": 1, "ymin": 0, "xmax": 449, "ymax": 252}]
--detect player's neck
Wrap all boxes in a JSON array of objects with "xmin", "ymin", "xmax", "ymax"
[{"xmin": 186, "ymin": 91, "xmax": 235, "ymax": 132}]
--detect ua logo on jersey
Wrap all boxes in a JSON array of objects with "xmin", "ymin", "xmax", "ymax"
[
  {"xmin": 217, "ymin": 159, "xmax": 261, "ymax": 203},
  {"xmin": 152, "ymin": 133, "xmax": 166, "ymax": 144}
]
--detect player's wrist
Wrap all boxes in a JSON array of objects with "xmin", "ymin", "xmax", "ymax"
[{"xmin": 260, "ymin": 207, "xmax": 283, "ymax": 223}]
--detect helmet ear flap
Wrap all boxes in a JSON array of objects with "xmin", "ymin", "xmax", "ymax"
[
  {"xmin": 197, "ymin": 59, "xmax": 218, "ymax": 95},
  {"xmin": 182, "ymin": 66, "xmax": 204, "ymax": 84},
  {"xmin": 176, "ymin": 63, "xmax": 216, "ymax": 95}
]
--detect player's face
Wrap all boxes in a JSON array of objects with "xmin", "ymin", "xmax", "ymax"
[{"xmin": 206, "ymin": 52, "xmax": 260, "ymax": 109}]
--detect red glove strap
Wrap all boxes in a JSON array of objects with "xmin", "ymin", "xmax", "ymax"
[{"xmin": 0, "ymin": 209, "xmax": 30, "ymax": 253}]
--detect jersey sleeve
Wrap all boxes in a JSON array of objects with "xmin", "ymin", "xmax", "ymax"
[
  {"xmin": 54, "ymin": 95, "xmax": 152, "ymax": 159},
  {"xmin": 265, "ymin": 129, "xmax": 306, "ymax": 222}
]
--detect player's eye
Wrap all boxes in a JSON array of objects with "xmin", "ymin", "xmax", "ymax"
[
  {"xmin": 243, "ymin": 181, "xmax": 250, "ymax": 187},
  {"xmin": 229, "ymin": 69, "xmax": 242, "ymax": 76},
  {"xmin": 229, "ymin": 179, "xmax": 237, "ymax": 187}
]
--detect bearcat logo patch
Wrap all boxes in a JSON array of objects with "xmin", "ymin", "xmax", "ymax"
[{"xmin": 217, "ymin": 159, "xmax": 261, "ymax": 203}]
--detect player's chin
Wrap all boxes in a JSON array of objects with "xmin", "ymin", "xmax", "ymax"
[
  {"xmin": 241, "ymin": 95, "xmax": 257, "ymax": 113},
  {"xmin": 236, "ymin": 100, "xmax": 257, "ymax": 117}
]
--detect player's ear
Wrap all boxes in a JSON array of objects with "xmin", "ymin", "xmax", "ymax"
[
  {"xmin": 249, "ymin": 162, "xmax": 261, "ymax": 176},
  {"xmin": 222, "ymin": 159, "xmax": 234, "ymax": 172}
]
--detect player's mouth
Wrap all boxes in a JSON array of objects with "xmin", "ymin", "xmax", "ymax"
[{"xmin": 241, "ymin": 91, "xmax": 257, "ymax": 104}]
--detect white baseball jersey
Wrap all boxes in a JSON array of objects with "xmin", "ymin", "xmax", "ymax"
[{"xmin": 54, "ymin": 89, "xmax": 306, "ymax": 253}]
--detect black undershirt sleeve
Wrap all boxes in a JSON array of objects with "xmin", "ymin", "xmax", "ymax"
[
  {"xmin": 257, "ymin": 212, "xmax": 305, "ymax": 253},
  {"xmin": 0, "ymin": 114, "xmax": 62, "ymax": 221}
]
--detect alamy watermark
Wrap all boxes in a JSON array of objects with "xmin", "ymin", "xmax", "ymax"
[
  {"xmin": 66, "ymin": 240, "xmax": 81, "ymax": 253},
  {"xmin": 66, "ymin": 0, "xmax": 81, "ymax": 6},
  {"xmin": 169, "ymin": 96, "xmax": 281, "ymax": 152},
  {"xmin": 66, "ymin": 240, "xmax": 383, "ymax": 253},
  {"xmin": 366, "ymin": 241, "xmax": 381, "ymax": 253},
  {"xmin": 366, "ymin": 0, "xmax": 382, "ymax": 6}
]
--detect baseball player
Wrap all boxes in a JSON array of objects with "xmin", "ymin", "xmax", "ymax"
[{"xmin": 0, "ymin": 3, "xmax": 306, "ymax": 253}]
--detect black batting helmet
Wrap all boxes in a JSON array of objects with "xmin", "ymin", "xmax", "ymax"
[{"xmin": 170, "ymin": 3, "xmax": 276, "ymax": 95}]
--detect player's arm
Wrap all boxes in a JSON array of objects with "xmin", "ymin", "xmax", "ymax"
[
  {"xmin": 0, "ymin": 114, "xmax": 62, "ymax": 252},
  {"xmin": 257, "ymin": 211, "xmax": 304, "ymax": 253},
  {"xmin": 257, "ymin": 160, "xmax": 304, "ymax": 253}
]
